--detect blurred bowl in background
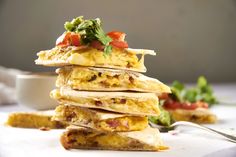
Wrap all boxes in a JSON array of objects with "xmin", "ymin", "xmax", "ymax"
[{"xmin": 16, "ymin": 72, "xmax": 57, "ymax": 110}]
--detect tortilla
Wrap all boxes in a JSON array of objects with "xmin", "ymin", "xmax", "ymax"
[
  {"xmin": 50, "ymin": 87, "xmax": 160, "ymax": 116},
  {"xmin": 167, "ymin": 108, "xmax": 217, "ymax": 124},
  {"xmin": 53, "ymin": 104, "xmax": 148, "ymax": 132},
  {"xmin": 56, "ymin": 66, "xmax": 171, "ymax": 94},
  {"xmin": 6, "ymin": 111, "xmax": 67, "ymax": 129},
  {"xmin": 35, "ymin": 46, "xmax": 156, "ymax": 72},
  {"xmin": 60, "ymin": 126, "xmax": 168, "ymax": 151}
]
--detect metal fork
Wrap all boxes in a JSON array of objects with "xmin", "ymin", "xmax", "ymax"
[{"xmin": 149, "ymin": 121, "xmax": 236, "ymax": 143}]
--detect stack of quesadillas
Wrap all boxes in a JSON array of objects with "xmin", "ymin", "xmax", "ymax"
[{"xmin": 35, "ymin": 17, "xmax": 171, "ymax": 151}]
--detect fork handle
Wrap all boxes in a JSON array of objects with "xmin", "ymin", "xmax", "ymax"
[{"xmin": 172, "ymin": 121, "xmax": 236, "ymax": 143}]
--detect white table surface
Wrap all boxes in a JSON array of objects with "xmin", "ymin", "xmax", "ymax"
[{"xmin": 0, "ymin": 84, "xmax": 236, "ymax": 157}]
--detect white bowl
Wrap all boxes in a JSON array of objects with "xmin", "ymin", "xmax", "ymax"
[{"xmin": 16, "ymin": 72, "xmax": 58, "ymax": 110}]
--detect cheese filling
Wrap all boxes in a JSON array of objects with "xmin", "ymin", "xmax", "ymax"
[
  {"xmin": 50, "ymin": 89, "xmax": 160, "ymax": 116},
  {"xmin": 6, "ymin": 112, "xmax": 67, "ymax": 129},
  {"xmin": 36, "ymin": 46, "xmax": 146, "ymax": 71},
  {"xmin": 54, "ymin": 105, "xmax": 148, "ymax": 132},
  {"xmin": 61, "ymin": 127, "xmax": 168, "ymax": 151},
  {"xmin": 65, "ymin": 131, "xmax": 141, "ymax": 149},
  {"xmin": 167, "ymin": 108, "xmax": 217, "ymax": 124},
  {"xmin": 56, "ymin": 66, "xmax": 171, "ymax": 94}
]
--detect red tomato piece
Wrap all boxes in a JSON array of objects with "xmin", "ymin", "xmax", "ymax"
[
  {"xmin": 107, "ymin": 31, "xmax": 126, "ymax": 41},
  {"xmin": 70, "ymin": 33, "xmax": 81, "ymax": 46},
  {"xmin": 180, "ymin": 102, "xmax": 198, "ymax": 110},
  {"xmin": 164, "ymin": 101, "xmax": 182, "ymax": 110},
  {"xmin": 56, "ymin": 32, "xmax": 71, "ymax": 46},
  {"xmin": 56, "ymin": 32, "xmax": 81, "ymax": 47},
  {"xmin": 110, "ymin": 40, "xmax": 128, "ymax": 48},
  {"xmin": 164, "ymin": 100, "xmax": 199, "ymax": 110},
  {"xmin": 90, "ymin": 40, "xmax": 104, "ymax": 50}
]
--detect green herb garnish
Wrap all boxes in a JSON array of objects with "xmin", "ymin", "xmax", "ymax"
[
  {"xmin": 148, "ymin": 76, "xmax": 217, "ymax": 127},
  {"xmin": 149, "ymin": 105, "xmax": 172, "ymax": 127},
  {"xmin": 170, "ymin": 76, "xmax": 218, "ymax": 106},
  {"xmin": 64, "ymin": 16, "xmax": 113, "ymax": 55}
]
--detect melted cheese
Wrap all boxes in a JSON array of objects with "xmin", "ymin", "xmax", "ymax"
[
  {"xmin": 54, "ymin": 105, "xmax": 148, "ymax": 132},
  {"xmin": 6, "ymin": 112, "xmax": 67, "ymax": 129},
  {"xmin": 168, "ymin": 108, "xmax": 217, "ymax": 124},
  {"xmin": 61, "ymin": 126, "xmax": 168, "ymax": 151},
  {"xmin": 56, "ymin": 66, "xmax": 171, "ymax": 94},
  {"xmin": 36, "ymin": 46, "xmax": 147, "ymax": 72},
  {"xmin": 50, "ymin": 88, "xmax": 160, "ymax": 116}
]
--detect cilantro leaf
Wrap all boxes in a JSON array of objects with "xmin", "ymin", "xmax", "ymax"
[
  {"xmin": 104, "ymin": 45, "xmax": 113, "ymax": 55},
  {"xmin": 95, "ymin": 27, "xmax": 112, "ymax": 45},
  {"xmin": 197, "ymin": 76, "xmax": 207, "ymax": 88},
  {"xmin": 170, "ymin": 76, "xmax": 218, "ymax": 106},
  {"xmin": 172, "ymin": 80, "xmax": 185, "ymax": 91},
  {"xmin": 170, "ymin": 81, "xmax": 185, "ymax": 102},
  {"xmin": 64, "ymin": 22, "xmax": 75, "ymax": 31},
  {"xmin": 196, "ymin": 76, "xmax": 218, "ymax": 105},
  {"xmin": 149, "ymin": 106, "xmax": 172, "ymax": 126},
  {"xmin": 184, "ymin": 88, "xmax": 197, "ymax": 103}
]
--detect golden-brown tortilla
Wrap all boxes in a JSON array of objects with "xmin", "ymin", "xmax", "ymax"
[
  {"xmin": 60, "ymin": 126, "xmax": 168, "ymax": 151},
  {"xmin": 167, "ymin": 108, "xmax": 217, "ymax": 124},
  {"xmin": 35, "ymin": 46, "xmax": 156, "ymax": 72},
  {"xmin": 56, "ymin": 66, "xmax": 171, "ymax": 94},
  {"xmin": 50, "ymin": 87, "xmax": 160, "ymax": 116},
  {"xmin": 53, "ymin": 104, "xmax": 148, "ymax": 132}
]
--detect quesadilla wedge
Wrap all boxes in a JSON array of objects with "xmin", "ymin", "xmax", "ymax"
[
  {"xmin": 53, "ymin": 104, "xmax": 148, "ymax": 132},
  {"xmin": 56, "ymin": 66, "xmax": 171, "ymax": 94},
  {"xmin": 60, "ymin": 126, "xmax": 168, "ymax": 151},
  {"xmin": 35, "ymin": 46, "xmax": 155, "ymax": 72},
  {"xmin": 50, "ymin": 87, "xmax": 160, "ymax": 116},
  {"xmin": 6, "ymin": 111, "xmax": 67, "ymax": 129},
  {"xmin": 167, "ymin": 108, "xmax": 217, "ymax": 124},
  {"xmin": 159, "ymin": 76, "xmax": 217, "ymax": 124}
]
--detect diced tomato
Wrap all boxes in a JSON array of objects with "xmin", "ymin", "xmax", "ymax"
[
  {"xmin": 56, "ymin": 32, "xmax": 71, "ymax": 46},
  {"xmin": 56, "ymin": 32, "xmax": 81, "ymax": 47},
  {"xmin": 110, "ymin": 40, "xmax": 128, "ymax": 49},
  {"xmin": 90, "ymin": 40, "xmax": 104, "ymax": 50},
  {"xmin": 181, "ymin": 102, "xmax": 198, "ymax": 110},
  {"xmin": 107, "ymin": 31, "xmax": 126, "ymax": 41},
  {"xmin": 107, "ymin": 31, "xmax": 129, "ymax": 48},
  {"xmin": 164, "ymin": 100, "xmax": 208, "ymax": 110},
  {"xmin": 164, "ymin": 100, "xmax": 181, "ymax": 110},
  {"xmin": 70, "ymin": 33, "xmax": 81, "ymax": 46}
]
